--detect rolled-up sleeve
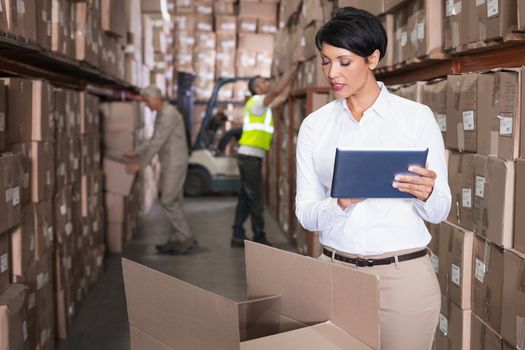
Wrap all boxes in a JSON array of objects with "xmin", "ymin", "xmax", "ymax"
[
  {"xmin": 295, "ymin": 119, "xmax": 350, "ymax": 232},
  {"xmin": 413, "ymin": 106, "xmax": 451, "ymax": 224}
]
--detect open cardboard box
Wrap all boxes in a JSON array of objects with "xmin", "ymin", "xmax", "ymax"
[{"xmin": 123, "ymin": 241, "xmax": 380, "ymax": 349}]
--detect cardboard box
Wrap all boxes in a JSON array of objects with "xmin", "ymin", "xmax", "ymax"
[
  {"xmin": 434, "ymin": 296, "xmax": 471, "ymax": 350},
  {"xmin": 470, "ymin": 313, "xmax": 503, "ymax": 349},
  {"xmin": 5, "ymin": 0, "xmax": 37, "ymax": 41},
  {"xmin": 303, "ymin": 21, "xmax": 323, "ymax": 60},
  {"xmin": 389, "ymin": 81, "xmax": 425, "ymax": 102},
  {"xmin": 338, "ymin": 1, "xmax": 384, "ymax": 15},
  {"xmin": 239, "ymin": 2, "xmax": 277, "ymax": 20},
  {"xmin": 103, "ymin": 157, "xmax": 135, "ymax": 196},
  {"xmin": 75, "ymin": 1, "xmax": 99, "ymax": 67},
  {"xmin": 101, "ymin": 102, "xmax": 143, "ymax": 133},
  {"xmin": 31, "ymin": 201, "xmax": 53, "ymax": 261},
  {"xmin": 53, "ymin": 185, "xmax": 73, "ymax": 245},
  {"xmin": 101, "ymin": 0, "xmax": 126, "ymax": 37},
  {"xmin": 216, "ymin": 34, "xmax": 236, "ymax": 79},
  {"xmin": 477, "ymin": 70, "xmax": 521, "ymax": 161},
  {"xmin": 36, "ymin": 0, "xmax": 52, "ymax": 50},
  {"xmin": 447, "ymin": 152, "xmax": 475, "ymax": 231},
  {"xmin": 501, "ymin": 249, "xmax": 525, "ymax": 349},
  {"xmin": 51, "ymin": 0, "xmax": 69, "ymax": 55},
  {"xmin": 468, "ymin": 0, "xmax": 517, "ymax": 43},
  {"xmin": 377, "ymin": 13, "xmax": 394, "ymax": 69},
  {"xmin": 301, "ymin": 0, "xmax": 324, "ymax": 26},
  {"xmin": 446, "ymin": 74, "xmax": 478, "ymax": 152},
  {"xmin": 520, "ymin": 0, "xmax": 525, "ymax": 30},
  {"xmin": 383, "ymin": 0, "xmax": 406, "ymax": 12},
  {"xmin": 421, "ymin": 78, "xmax": 447, "ymax": 142},
  {"xmin": 10, "ymin": 207, "xmax": 35, "ymax": 279},
  {"xmin": 444, "ymin": 0, "xmax": 469, "ymax": 50},
  {"xmin": 238, "ymin": 17, "xmax": 257, "ymax": 33},
  {"xmin": 9, "ymin": 143, "xmax": 30, "ymax": 205},
  {"xmin": 278, "ymin": 0, "xmax": 302, "ymax": 28},
  {"xmin": 36, "ymin": 310, "xmax": 54, "ymax": 350},
  {"xmin": 515, "ymin": 159, "xmax": 525, "ymax": 254},
  {"xmin": 123, "ymin": 241, "xmax": 380, "ymax": 349},
  {"xmin": 214, "ymin": 1, "xmax": 234, "ymax": 15},
  {"xmin": 215, "ymin": 15, "xmax": 236, "ymax": 33},
  {"xmin": 0, "ymin": 284, "xmax": 28, "ymax": 350},
  {"xmin": 472, "ymin": 235, "xmax": 504, "ymax": 334},
  {"xmin": 0, "ymin": 153, "xmax": 22, "ymax": 235},
  {"xmin": 31, "ymin": 142, "xmax": 54, "ymax": 203},
  {"xmin": 0, "ymin": 234, "xmax": 8, "ymax": 296},
  {"xmin": 195, "ymin": 14, "xmax": 213, "ymax": 32},
  {"xmin": 0, "ymin": 0, "xmax": 7, "ymax": 32},
  {"xmin": 473, "ymin": 155, "xmax": 514, "ymax": 248}
]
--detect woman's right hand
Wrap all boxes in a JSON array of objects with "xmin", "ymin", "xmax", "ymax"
[{"xmin": 337, "ymin": 198, "xmax": 365, "ymax": 210}]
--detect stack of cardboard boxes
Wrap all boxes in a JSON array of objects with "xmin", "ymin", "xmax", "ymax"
[{"xmin": 389, "ymin": 68, "xmax": 525, "ymax": 349}]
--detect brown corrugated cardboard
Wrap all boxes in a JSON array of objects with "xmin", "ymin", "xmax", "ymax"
[
  {"xmin": 443, "ymin": 222, "xmax": 473, "ymax": 310},
  {"xmin": 258, "ymin": 18, "xmax": 277, "ymax": 34},
  {"xmin": 36, "ymin": 0, "xmax": 52, "ymax": 50},
  {"xmin": 51, "ymin": 0, "xmax": 69, "ymax": 55},
  {"xmin": 446, "ymin": 74, "xmax": 478, "ymax": 152},
  {"xmin": 4, "ymin": 78, "xmax": 32, "ymax": 145},
  {"xmin": 520, "ymin": 0, "xmax": 525, "ymax": 30},
  {"xmin": 0, "ymin": 284, "xmax": 28, "ymax": 350},
  {"xmin": 103, "ymin": 157, "xmax": 135, "ymax": 196},
  {"xmin": 278, "ymin": 0, "xmax": 301, "ymax": 28},
  {"xmin": 477, "ymin": 70, "xmax": 521, "ymax": 161},
  {"xmin": 0, "ymin": 153, "xmax": 22, "ymax": 235},
  {"xmin": 384, "ymin": 0, "xmax": 407, "ymax": 12},
  {"xmin": 0, "ymin": 0, "xmax": 7, "ymax": 32},
  {"xmin": 239, "ymin": 2, "xmax": 277, "ymax": 20},
  {"xmin": 5, "ymin": 0, "xmax": 37, "ymax": 41},
  {"xmin": 501, "ymin": 249, "xmax": 525, "ymax": 349},
  {"xmin": 101, "ymin": 0, "xmax": 126, "ymax": 37},
  {"xmin": 434, "ymin": 296, "xmax": 471, "ymax": 350},
  {"xmin": 447, "ymin": 152, "xmax": 475, "ymax": 231},
  {"xmin": 515, "ymin": 159, "xmax": 525, "ymax": 254},
  {"xmin": 0, "ymin": 81, "xmax": 5, "ymax": 152},
  {"xmin": 0, "ymin": 234, "xmax": 8, "ymax": 295},
  {"xmin": 337, "ymin": 0, "xmax": 384, "ymax": 15},
  {"xmin": 378, "ymin": 13, "xmax": 394, "ymax": 69},
  {"xmin": 473, "ymin": 155, "xmax": 514, "ymax": 248},
  {"xmin": 444, "ymin": 0, "xmax": 469, "ymax": 50},
  {"xmin": 303, "ymin": 21, "xmax": 322, "ymax": 61},
  {"xmin": 9, "ymin": 143, "xmax": 30, "ymax": 205},
  {"xmin": 215, "ymin": 15, "xmax": 236, "ymax": 33},
  {"xmin": 31, "ymin": 201, "xmax": 53, "ymax": 261},
  {"xmin": 470, "ymin": 313, "xmax": 503, "ymax": 349},
  {"xmin": 468, "ymin": 0, "xmax": 517, "ymax": 43},
  {"xmin": 238, "ymin": 17, "xmax": 257, "ymax": 33},
  {"xmin": 472, "ymin": 235, "xmax": 504, "ymax": 334},
  {"xmin": 123, "ymin": 241, "xmax": 380, "ymax": 349},
  {"xmin": 53, "ymin": 185, "xmax": 72, "ymax": 245},
  {"xmin": 10, "ymin": 207, "xmax": 35, "ymax": 279},
  {"xmin": 422, "ymin": 78, "xmax": 447, "ymax": 143},
  {"xmin": 32, "ymin": 80, "xmax": 54, "ymax": 142},
  {"xmin": 214, "ymin": 1, "xmax": 234, "ymax": 15},
  {"xmin": 75, "ymin": 1, "xmax": 99, "ymax": 67},
  {"xmin": 392, "ymin": 4, "xmax": 408, "ymax": 65},
  {"xmin": 31, "ymin": 142, "xmax": 54, "ymax": 202},
  {"xmin": 101, "ymin": 102, "xmax": 143, "ymax": 133},
  {"xmin": 195, "ymin": 13, "xmax": 213, "ymax": 32}
]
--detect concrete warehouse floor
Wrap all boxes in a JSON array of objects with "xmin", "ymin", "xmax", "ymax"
[{"xmin": 57, "ymin": 195, "xmax": 295, "ymax": 350}]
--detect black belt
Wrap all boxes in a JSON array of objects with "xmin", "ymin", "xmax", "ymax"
[{"xmin": 322, "ymin": 248, "xmax": 428, "ymax": 267}]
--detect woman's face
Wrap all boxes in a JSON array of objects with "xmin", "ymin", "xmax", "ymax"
[{"xmin": 320, "ymin": 43, "xmax": 378, "ymax": 100}]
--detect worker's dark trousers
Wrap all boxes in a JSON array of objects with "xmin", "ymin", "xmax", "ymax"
[{"xmin": 233, "ymin": 154, "xmax": 266, "ymax": 240}]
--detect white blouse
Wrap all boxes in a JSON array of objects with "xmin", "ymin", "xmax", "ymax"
[{"xmin": 295, "ymin": 82, "xmax": 451, "ymax": 255}]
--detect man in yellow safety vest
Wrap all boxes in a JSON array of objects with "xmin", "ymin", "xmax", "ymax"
[{"xmin": 231, "ymin": 48, "xmax": 304, "ymax": 247}]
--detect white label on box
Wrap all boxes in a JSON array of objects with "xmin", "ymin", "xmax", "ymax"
[
  {"xmin": 97, "ymin": 256, "xmax": 103, "ymax": 267},
  {"xmin": 0, "ymin": 254, "xmax": 7, "ymax": 273},
  {"xmin": 37, "ymin": 272, "xmax": 45, "ymax": 289},
  {"xmin": 439, "ymin": 314, "xmax": 448, "ymax": 335},
  {"xmin": 487, "ymin": 0, "xmax": 498, "ymax": 17},
  {"xmin": 22, "ymin": 321, "xmax": 27, "ymax": 341},
  {"xmin": 462, "ymin": 188, "xmax": 472, "ymax": 208},
  {"xmin": 197, "ymin": 23, "xmax": 212, "ymax": 31},
  {"xmin": 5, "ymin": 188, "xmax": 11, "ymax": 203},
  {"xmin": 476, "ymin": 0, "xmax": 485, "ymax": 5},
  {"xmin": 475, "ymin": 176, "xmax": 485, "ymax": 198},
  {"xmin": 0, "ymin": 113, "xmax": 5, "ymax": 131},
  {"xmin": 462, "ymin": 110, "xmax": 475, "ymax": 130},
  {"xmin": 12, "ymin": 187, "xmax": 19, "ymax": 206},
  {"xmin": 446, "ymin": 0, "xmax": 455, "ymax": 16},
  {"xmin": 431, "ymin": 253, "xmax": 439, "ymax": 274},
  {"xmin": 221, "ymin": 40, "xmax": 235, "ymax": 49},
  {"xmin": 241, "ymin": 23, "xmax": 256, "ymax": 32},
  {"xmin": 17, "ymin": 0, "xmax": 25, "ymax": 14},
  {"xmin": 451, "ymin": 264, "xmax": 461, "ymax": 285},
  {"xmin": 475, "ymin": 258, "xmax": 486, "ymax": 283},
  {"xmin": 46, "ymin": 170, "xmax": 51, "ymax": 186},
  {"xmin": 28, "ymin": 293, "xmax": 35, "ymax": 310},
  {"xmin": 221, "ymin": 23, "xmax": 236, "ymax": 31},
  {"xmin": 455, "ymin": 1, "xmax": 462, "ymax": 13},
  {"xmin": 65, "ymin": 222, "xmax": 73, "ymax": 236},
  {"xmin": 197, "ymin": 5, "xmax": 212, "ymax": 14},
  {"xmin": 499, "ymin": 116, "xmax": 513, "ymax": 135},
  {"xmin": 417, "ymin": 22, "xmax": 425, "ymax": 40},
  {"xmin": 401, "ymin": 31, "xmax": 408, "ymax": 47},
  {"xmin": 60, "ymin": 204, "xmax": 66, "ymax": 215},
  {"xmin": 437, "ymin": 114, "xmax": 447, "ymax": 132},
  {"xmin": 30, "ymin": 235, "xmax": 35, "ymax": 252},
  {"xmin": 48, "ymin": 227, "xmax": 54, "ymax": 242}
]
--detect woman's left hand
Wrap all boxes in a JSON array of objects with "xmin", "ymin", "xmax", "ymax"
[{"xmin": 393, "ymin": 166, "xmax": 437, "ymax": 202}]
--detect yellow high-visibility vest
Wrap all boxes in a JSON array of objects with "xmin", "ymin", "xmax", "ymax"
[{"xmin": 238, "ymin": 95, "xmax": 274, "ymax": 151}]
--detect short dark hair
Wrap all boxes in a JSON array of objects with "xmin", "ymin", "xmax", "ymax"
[
  {"xmin": 315, "ymin": 7, "xmax": 387, "ymax": 61},
  {"xmin": 248, "ymin": 75, "xmax": 262, "ymax": 95}
]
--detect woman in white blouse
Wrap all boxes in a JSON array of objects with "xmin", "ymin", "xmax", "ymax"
[{"xmin": 295, "ymin": 7, "xmax": 451, "ymax": 350}]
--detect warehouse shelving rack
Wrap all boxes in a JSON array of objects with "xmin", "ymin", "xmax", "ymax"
[{"xmin": 0, "ymin": 31, "xmax": 137, "ymax": 98}]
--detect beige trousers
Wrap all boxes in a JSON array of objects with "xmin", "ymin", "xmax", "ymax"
[{"xmin": 319, "ymin": 247, "xmax": 440, "ymax": 350}]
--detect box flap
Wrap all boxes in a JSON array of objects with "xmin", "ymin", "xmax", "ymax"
[
  {"xmin": 331, "ymin": 264, "xmax": 380, "ymax": 350},
  {"xmin": 238, "ymin": 295, "xmax": 283, "ymax": 342},
  {"xmin": 240, "ymin": 321, "xmax": 374, "ymax": 350},
  {"xmin": 245, "ymin": 241, "xmax": 333, "ymax": 324},
  {"xmin": 122, "ymin": 258, "xmax": 240, "ymax": 350}
]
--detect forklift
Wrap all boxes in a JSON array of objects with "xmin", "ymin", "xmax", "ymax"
[{"xmin": 177, "ymin": 74, "xmax": 250, "ymax": 196}]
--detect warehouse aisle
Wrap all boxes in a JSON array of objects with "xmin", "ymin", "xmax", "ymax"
[{"xmin": 57, "ymin": 195, "xmax": 295, "ymax": 350}]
